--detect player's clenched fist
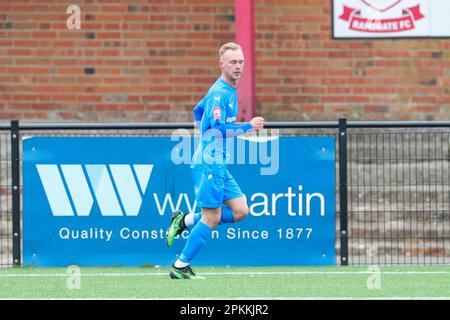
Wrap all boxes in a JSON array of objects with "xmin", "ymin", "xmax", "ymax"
[{"xmin": 250, "ymin": 117, "xmax": 264, "ymax": 131}]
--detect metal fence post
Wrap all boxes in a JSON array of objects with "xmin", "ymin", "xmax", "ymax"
[
  {"xmin": 11, "ymin": 120, "xmax": 21, "ymax": 266},
  {"xmin": 338, "ymin": 118, "xmax": 349, "ymax": 266}
]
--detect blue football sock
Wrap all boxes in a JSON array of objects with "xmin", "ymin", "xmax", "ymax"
[
  {"xmin": 220, "ymin": 205, "xmax": 235, "ymax": 223},
  {"xmin": 194, "ymin": 213, "xmax": 202, "ymax": 224},
  {"xmin": 184, "ymin": 212, "xmax": 202, "ymax": 227},
  {"xmin": 185, "ymin": 206, "xmax": 234, "ymax": 228},
  {"xmin": 179, "ymin": 221, "xmax": 212, "ymax": 263}
]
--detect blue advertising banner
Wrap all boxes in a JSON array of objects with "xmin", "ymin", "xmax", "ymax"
[{"xmin": 23, "ymin": 134, "xmax": 335, "ymax": 267}]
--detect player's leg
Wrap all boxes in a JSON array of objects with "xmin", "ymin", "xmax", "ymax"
[
  {"xmin": 222, "ymin": 170, "xmax": 249, "ymax": 222},
  {"xmin": 175, "ymin": 207, "xmax": 220, "ymax": 269},
  {"xmin": 170, "ymin": 206, "xmax": 219, "ymax": 280},
  {"xmin": 166, "ymin": 169, "xmax": 232, "ymax": 246},
  {"xmin": 184, "ymin": 211, "xmax": 202, "ymax": 226},
  {"xmin": 171, "ymin": 171, "xmax": 249, "ymax": 227},
  {"xmin": 166, "ymin": 168, "xmax": 204, "ymax": 246},
  {"xmin": 183, "ymin": 202, "xmax": 235, "ymax": 228},
  {"xmin": 166, "ymin": 204, "xmax": 234, "ymax": 247},
  {"xmin": 170, "ymin": 171, "xmax": 224, "ymax": 279},
  {"xmin": 166, "ymin": 209, "xmax": 201, "ymax": 247},
  {"xmin": 223, "ymin": 194, "xmax": 249, "ymax": 222}
]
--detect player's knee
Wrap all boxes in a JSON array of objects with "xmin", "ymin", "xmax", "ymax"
[
  {"xmin": 203, "ymin": 215, "xmax": 221, "ymax": 228},
  {"xmin": 234, "ymin": 204, "xmax": 249, "ymax": 222}
]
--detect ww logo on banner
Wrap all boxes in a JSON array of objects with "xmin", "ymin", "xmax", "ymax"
[{"xmin": 36, "ymin": 164, "xmax": 153, "ymax": 216}]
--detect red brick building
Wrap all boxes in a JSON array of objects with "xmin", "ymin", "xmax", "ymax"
[{"xmin": 0, "ymin": 0, "xmax": 449, "ymax": 122}]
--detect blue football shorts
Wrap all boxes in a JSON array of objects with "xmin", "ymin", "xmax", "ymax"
[{"xmin": 191, "ymin": 168, "xmax": 244, "ymax": 208}]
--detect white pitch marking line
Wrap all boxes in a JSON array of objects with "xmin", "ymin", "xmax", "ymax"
[{"xmin": 0, "ymin": 270, "xmax": 449, "ymax": 277}]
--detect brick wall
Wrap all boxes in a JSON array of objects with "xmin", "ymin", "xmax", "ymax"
[
  {"xmin": 255, "ymin": 0, "xmax": 450, "ymax": 121},
  {"xmin": 0, "ymin": 0, "xmax": 235, "ymax": 122},
  {"xmin": 0, "ymin": 0, "xmax": 449, "ymax": 122}
]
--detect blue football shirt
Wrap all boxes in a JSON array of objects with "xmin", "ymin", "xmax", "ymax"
[{"xmin": 191, "ymin": 77, "xmax": 252, "ymax": 174}]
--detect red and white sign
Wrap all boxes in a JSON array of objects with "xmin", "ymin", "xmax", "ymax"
[{"xmin": 333, "ymin": 0, "xmax": 450, "ymax": 37}]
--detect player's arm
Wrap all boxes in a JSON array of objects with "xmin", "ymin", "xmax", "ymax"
[
  {"xmin": 206, "ymin": 94, "xmax": 256, "ymax": 138},
  {"xmin": 211, "ymin": 110, "xmax": 264, "ymax": 137},
  {"xmin": 192, "ymin": 98, "xmax": 205, "ymax": 129},
  {"xmin": 213, "ymin": 120, "xmax": 253, "ymax": 137}
]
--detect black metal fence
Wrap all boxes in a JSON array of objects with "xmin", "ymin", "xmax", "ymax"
[
  {"xmin": 0, "ymin": 119, "xmax": 449, "ymax": 267},
  {"xmin": 347, "ymin": 125, "xmax": 450, "ymax": 265}
]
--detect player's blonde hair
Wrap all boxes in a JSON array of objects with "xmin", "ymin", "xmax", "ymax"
[{"xmin": 219, "ymin": 42, "xmax": 242, "ymax": 60}]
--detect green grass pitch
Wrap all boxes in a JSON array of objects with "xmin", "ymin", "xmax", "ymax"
[{"xmin": 0, "ymin": 265, "xmax": 449, "ymax": 299}]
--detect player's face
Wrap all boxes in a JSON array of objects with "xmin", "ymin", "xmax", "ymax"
[{"xmin": 220, "ymin": 49, "xmax": 244, "ymax": 83}]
